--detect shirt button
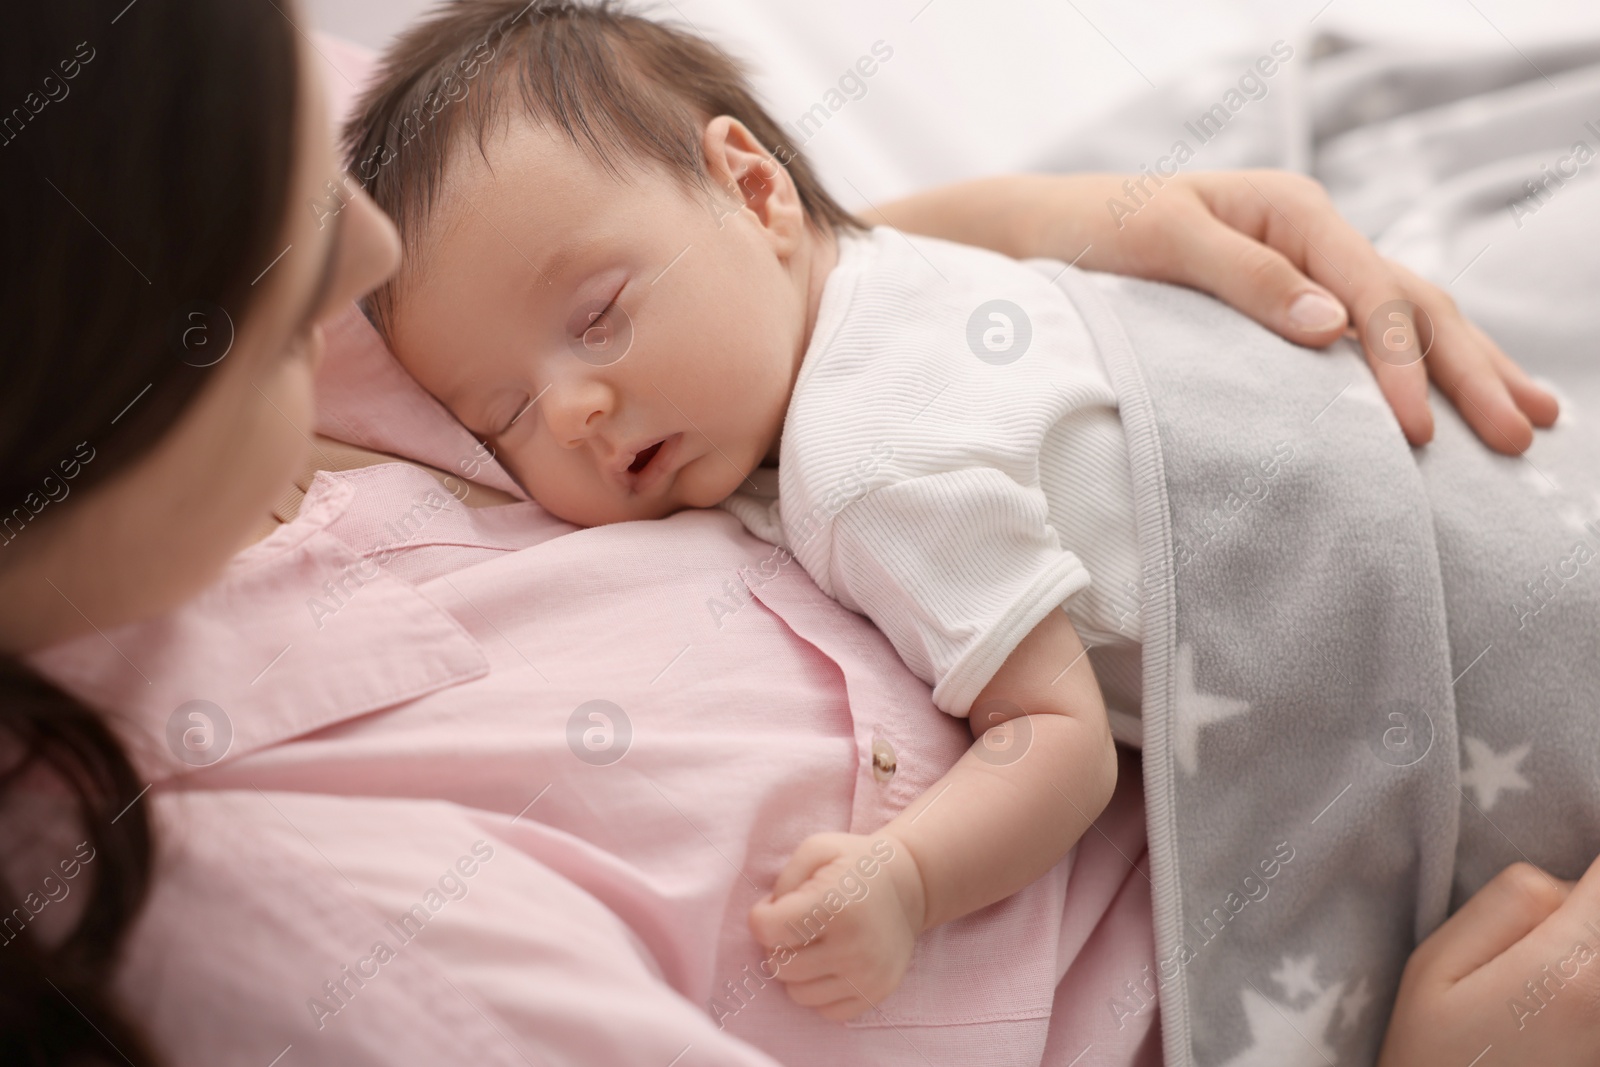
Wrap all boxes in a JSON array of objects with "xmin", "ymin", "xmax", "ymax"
[{"xmin": 871, "ymin": 738, "xmax": 897, "ymax": 782}]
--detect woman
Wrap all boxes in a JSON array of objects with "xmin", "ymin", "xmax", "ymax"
[
  {"xmin": 0, "ymin": 1, "xmax": 400, "ymax": 1060},
  {"xmin": 0, "ymin": 1, "xmax": 1588, "ymax": 1064}
]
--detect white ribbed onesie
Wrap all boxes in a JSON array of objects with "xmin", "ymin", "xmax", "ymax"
[{"xmin": 721, "ymin": 226, "xmax": 1141, "ymax": 719}]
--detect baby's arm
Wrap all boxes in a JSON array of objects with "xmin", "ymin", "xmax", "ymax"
[{"xmin": 748, "ymin": 607, "xmax": 1116, "ymax": 1021}]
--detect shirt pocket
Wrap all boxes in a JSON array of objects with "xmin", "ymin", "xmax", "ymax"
[{"xmin": 739, "ymin": 565, "xmax": 1068, "ymax": 1032}]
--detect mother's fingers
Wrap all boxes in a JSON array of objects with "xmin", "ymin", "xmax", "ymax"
[
  {"xmin": 1189, "ymin": 171, "xmax": 1448, "ymax": 443},
  {"xmin": 1188, "ymin": 170, "xmax": 1383, "ymax": 317},
  {"xmin": 1415, "ymin": 863, "xmax": 1573, "ymax": 985},
  {"xmin": 1408, "ymin": 292, "xmax": 1532, "ymax": 453},
  {"xmin": 1487, "ymin": 333, "xmax": 1561, "ymax": 429},
  {"xmin": 1188, "ymin": 171, "xmax": 1563, "ymax": 453},
  {"xmin": 1359, "ymin": 336, "xmax": 1436, "ymax": 448},
  {"xmin": 1472, "ymin": 854, "xmax": 1600, "ymax": 988},
  {"xmin": 1158, "ymin": 204, "xmax": 1349, "ymax": 345},
  {"xmin": 1391, "ymin": 263, "xmax": 1555, "ymax": 454}
]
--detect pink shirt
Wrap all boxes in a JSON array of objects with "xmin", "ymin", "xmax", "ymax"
[
  {"xmin": 29, "ymin": 306, "xmax": 1158, "ymax": 1066},
  {"xmin": 28, "ymin": 34, "xmax": 1160, "ymax": 1057}
]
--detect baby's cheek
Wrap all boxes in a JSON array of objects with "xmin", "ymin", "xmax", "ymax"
[
  {"xmin": 512, "ymin": 450, "xmax": 622, "ymax": 526},
  {"xmin": 498, "ymin": 442, "xmax": 552, "ymax": 498},
  {"xmin": 675, "ymin": 457, "xmax": 728, "ymax": 509}
]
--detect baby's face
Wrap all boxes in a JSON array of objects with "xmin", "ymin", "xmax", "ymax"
[{"xmin": 388, "ymin": 116, "xmax": 816, "ymax": 525}]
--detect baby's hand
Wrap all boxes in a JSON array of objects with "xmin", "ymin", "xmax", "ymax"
[{"xmin": 748, "ymin": 832, "xmax": 925, "ymax": 1021}]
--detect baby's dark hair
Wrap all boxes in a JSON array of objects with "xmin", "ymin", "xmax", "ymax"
[{"xmin": 342, "ymin": 0, "xmax": 860, "ymax": 333}]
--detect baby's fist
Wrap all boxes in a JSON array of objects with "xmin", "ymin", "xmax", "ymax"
[{"xmin": 748, "ymin": 832, "xmax": 925, "ymax": 1021}]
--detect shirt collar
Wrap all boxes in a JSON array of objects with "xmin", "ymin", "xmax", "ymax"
[{"xmin": 26, "ymin": 470, "xmax": 492, "ymax": 783}]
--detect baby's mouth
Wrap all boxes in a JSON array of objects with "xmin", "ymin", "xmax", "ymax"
[
  {"xmin": 614, "ymin": 432, "xmax": 682, "ymax": 495},
  {"xmin": 628, "ymin": 439, "xmax": 665, "ymax": 474}
]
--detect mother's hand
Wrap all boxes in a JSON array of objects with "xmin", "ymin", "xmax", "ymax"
[
  {"xmin": 879, "ymin": 171, "xmax": 1559, "ymax": 454},
  {"xmin": 1377, "ymin": 859, "xmax": 1600, "ymax": 1066}
]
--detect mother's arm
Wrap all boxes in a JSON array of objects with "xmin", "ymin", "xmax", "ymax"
[{"xmin": 876, "ymin": 171, "xmax": 1559, "ymax": 455}]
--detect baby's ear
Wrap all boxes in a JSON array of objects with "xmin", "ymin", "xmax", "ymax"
[{"xmin": 701, "ymin": 115, "xmax": 805, "ymax": 254}]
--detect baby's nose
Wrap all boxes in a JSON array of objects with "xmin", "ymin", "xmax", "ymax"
[{"xmin": 545, "ymin": 379, "xmax": 614, "ymax": 448}]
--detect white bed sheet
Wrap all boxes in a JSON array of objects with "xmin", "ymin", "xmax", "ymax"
[{"xmin": 303, "ymin": 0, "xmax": 1600, "ymax": 206}]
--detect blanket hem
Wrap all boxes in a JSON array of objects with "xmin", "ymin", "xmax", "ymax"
[{"xmin": 1049, "ymin": 268, "xmax": 1191, "ymax": 1067}]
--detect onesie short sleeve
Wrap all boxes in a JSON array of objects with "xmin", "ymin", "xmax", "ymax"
[
  {"xmin": 830, "ymin": 468, "xmax": 1090, "ymax": 717},
  {"xmin": 720, "ymin": 226, "xmax": 1143, "ymax": 724}
]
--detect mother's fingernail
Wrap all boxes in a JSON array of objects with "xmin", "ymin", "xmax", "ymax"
[{"xmin": 1288, "ymin": 291, "xmax": 1345, "ymax": 331}]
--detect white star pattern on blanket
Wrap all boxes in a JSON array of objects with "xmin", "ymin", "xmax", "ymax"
[
  {"xmin": 1459, "ymin": 736, "xmax": 1532, "ymax": 811},
  {"xmin": 1337, "ymin": 975, "xmax": 1373, "ymax": 1031},
  {"xmin": 1554, "ymin": 490, "xmax": 1600, "ymax": 536},
  {"xmin": 1520, "ymin": 465, "xmax": 1561, "ymax": 497},
  {"xmin": 1217, "ymin": 976, "xmax": 1343, "ymax": 1067},
  {"xmin": 1172, "ymin": 643, "xmax": 1251, "ymax": 775},
  {"xmin": 1271, "ymin": 954, "xmax": 1320, "ymax": 1001},
  {"xmin": 1558, "ymin": 501, "xmax": 1592, "ymax": 535}
]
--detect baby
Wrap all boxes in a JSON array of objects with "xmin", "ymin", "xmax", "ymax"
[{"xmin": 348, "ymin": 0, "xmax": 1145, "ymax": 1020}]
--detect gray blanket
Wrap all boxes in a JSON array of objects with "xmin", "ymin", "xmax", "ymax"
[{"xmin": 1037, "ymin": 32, "xmax": 1600, "ymax": 1067}]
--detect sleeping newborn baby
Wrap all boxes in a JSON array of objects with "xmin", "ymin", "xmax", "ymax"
[{"xmin": 349, "ymin": 1, "xmax": 1150, "ymax": 1020}]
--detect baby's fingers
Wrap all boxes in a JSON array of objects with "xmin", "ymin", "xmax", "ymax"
[
  {"xmin": 767, "ymin": 941, "xmax": 840, "ymax": 984},
  {"xmin": 815, "ymin": 994, "xmax": 874, "ymax": 1022},
  {"xmin": 750, "ymin": 886, "xmax": 830, "ymax": 952},
  {"xmin": 769, "ymin": 834, "xmax": 848, "ymax": 899},
  {"xmin": 783, "ymin": 975, "xmax": 859, "ymax": 1008},
  {"xmin": 787, "ymin": 973, "xmax": 876, "ymax": 1023},
  {"xmin": 748, "ymin": 897, "xmax": 796, "ymax": 952}
]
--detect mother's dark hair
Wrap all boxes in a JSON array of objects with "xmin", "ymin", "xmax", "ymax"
[{"xmin": 0, "ymin": 2, "xmax": 300, "ymax": 1063}]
